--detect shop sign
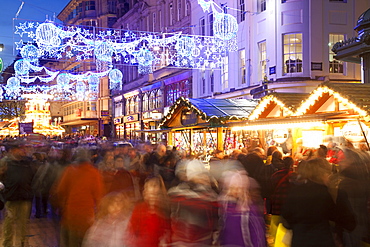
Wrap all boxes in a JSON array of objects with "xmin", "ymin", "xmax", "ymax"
[
  {"xmin": 342, "ymin": 121, "xmax": 368, "ymax": 142},
  {"xmin": 273, "ymin": 129, "xmax": 289, "ymax": 144},
  {"xmin": 114, "ymin": 118, "xmax": 122, "ymax": 124},
  {"xmin": 151, "ymin": 111, "xmax": 163, "ymax": 120},
  {"xmin": 101, "ymin": 110, "xmax": 109, "ymax": 116},
  {"xmin": 269, "ymin": 66, "xmax": 276, "ymax": 75},
  {"xmin": 0, "ymin": 58, "xmax": 3, "ymax": 73},
  {"xmin": 124, "ymin": 114, "xmax": 139, "ymax": 123},
  {"xmin": 311, "ymin": 62, "xmax": 323, "ymax": 71},
  {"xmin": 142, "ymin": 112, "xmax": 151, "ymax": 120},
  {"xmin": 75, "ymin": 108, "xmax": 82, "ymax": 117},
  {"xmin": 19, "ymin": 122, "xmax": 33, "ymax": 134},
  {"xmin": 181, "ymin": 110, "xmax": 198, "ymax": 126}
]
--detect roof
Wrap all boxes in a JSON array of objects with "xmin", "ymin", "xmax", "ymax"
[
  {"xmin": 322, "ymin": 83, "xmax": 370, "ymax": 114},
  {"xmin": 159, "ymin": 97, "xmax": 258, "ymax": 128},
  {"xmin": 187, "ymin": 98, "xmax": 258, "ymax": 119},
  {"xmin": 262, "ymin": 93, "xmax": 308, "ymax": 111}
]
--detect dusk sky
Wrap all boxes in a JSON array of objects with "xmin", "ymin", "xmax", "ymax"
[{"xmin": 0, "ymin": 0, "xmax": 69, "ymax": 68}]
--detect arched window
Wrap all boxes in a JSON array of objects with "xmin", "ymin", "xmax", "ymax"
[
  {"xmin": 142, "ymin": 93, "xmax": 149, "ymax": 111},
  {"xmin": 156, "ymin": 89, "xmax": 163, "ymax": 108},
  {"xmin": 149, "ymin": 91, "xmax": 155, "ymax": 110}
]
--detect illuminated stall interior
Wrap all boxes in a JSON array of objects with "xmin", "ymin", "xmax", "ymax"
[{"xmin": 159, "ymin": 97, "xmax": 258, "ymax": 157}]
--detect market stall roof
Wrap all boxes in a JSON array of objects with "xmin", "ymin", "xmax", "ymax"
[
  {"xmin": 295, "ymin": 82, "xmax": 370, "ymax": 118},
  {"xmin": 159, "ymin": 97, "xmax": 258, "ymax": 128},
  {"xmin": 249, "ymin": 93, "xmax": 309, "ymax": 120}
]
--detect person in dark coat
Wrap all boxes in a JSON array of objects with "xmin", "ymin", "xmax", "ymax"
[
  {"xmin": 282, "ymin": 158, "xmax": 356, "ymax": 247},
  {"xmin": 1, "ymin": 142, "xmax": 36, "ymax": 247}
]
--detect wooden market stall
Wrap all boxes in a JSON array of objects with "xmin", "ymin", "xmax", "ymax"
[
  {"xmin": 158, "ymin": 97, "xmax": 258, "ymax": 156},
  {"xmin": 232, "ymin": 82, "xmax": 370, "ymax": 156}
]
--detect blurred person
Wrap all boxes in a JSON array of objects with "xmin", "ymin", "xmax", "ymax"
[
  {"xmin": 239, "ymin": 147, "xmax": 265, "ymax": 179},
  {"xmin": 282, "ymin": 158, "xmax": 356, "ymax": 247},
  {"xmin": 168, "ymin": 159, "xmax": 219, "ymax": 246},
  {"xmin": 218, "ymin": 170, "xmax": 267, "ymax": 247},
  {"xmin": 97, "ymin": 149, "xmax": 115, "ymax": 171},
  {"xmin": 331, "ymin": 148, "xmax": 370, "ymax": 247},
  {"xmin": 255, "ymin": 149, "xmax": 281, "ymax": 215},
  {"xmin": 128, "ymin": 176, "xmax": 170, "ymax": 246},
  {"xmin": 82, "ymin": 192, "xmax": 133, "ymax": 247},
  {"xmin": 209, "ymin": 149, "xmax": 225, "ymax": 190},
  {"xmin": 1, "ymin": 142, "xmax": 35, "ymax": 247},
  {"xmin": 54, "ymin": 148, "xmax": 104, "ymax": 247},
  {"xmin": 266, "ymin": 146, "xmax": 278, "ymax": 166},
  {"xmin": 230, "ymin": 149, "xmax": 242, "ymax": 160},
  {"xmin": 99, "ymin": 154, "xmax": 137, "ymax": 199},
  {"xmin": 32, "ymin": 152, "xmax": 52, "ymax": 218},
  {"xmin": 269, "ymin": 156, "xmax": 294, "ymax": 245},
  {"xmin": 145, "ymin": 144, "xmax": 167, "ymax": 177}
]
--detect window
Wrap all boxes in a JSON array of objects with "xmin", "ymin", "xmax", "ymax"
[
  {"xmin": 108, "ymin": 0, "xmax": 116, "ymax": 14},
  {"xmin": 153, "ymin": 13, "xmax": 156, "ymax": 32},
  {"xmin": 165, "ymin": 80, "xmax": 191, "ymax": 107},
  {"xmin": 329, "ymin": 34, "xmax": 344, "ymax": 73},
  {"xmin": 159, "ymin": 11, "xmax": 162, "ymax": 30},
  {"xmin": 239, "ymin": 0, "xmax": 246, "ymax": 22},
  {"xmin": 149, "ymin": 91, "xmax": 155, "ymax": 110},
  {"xmin": 185, "ymin": 0, "xmax": 189, "ymax": 16},
  {"xmin": 258, "ymin": 41, "xmax": 267, "ymax": 81},
  {"xmin": 77, "ymin": 3, "xmax": 83, "ymax": 14},
  {"xmin": 209, "ymin": 14, "xmax": 214, "ymax": 36},
  {"xmin": 85, "ymin": 1, "xmax": 95, "ymax": 10},
  {"xmin": 169, "ymin": 3, "xmax": 174, "ymax": 26},
  {"xmin": 200, "ymin": 18, "xmax": 205, "ymax": 36},
  {"xmin": 201, "ymin": 71, "xmax": 206, "ymax": 94},
  {"xmin": 142, "ymin": 94, "xmax": 149, "ymax": 111},
  {"xmin": 210, "ymin": 72, "xmax": 214, "ymax": 92},
  {"xmin": 222, "ymin": 56, "xmax": 229, "ymax": 89},
  {"xmin": 177, "ymin": 0, "xmax": 181, "ymax": 21},
  {"xmin": 239, "ymin": 49, "xmax": 246, "ymax": 85},
  {"xmin": 283, "ymin": 33, "xmax": 302, "ymax": 73},
  {"xmin": 156, "ymin": 89, "xmax": 163, "ymax": 108}
]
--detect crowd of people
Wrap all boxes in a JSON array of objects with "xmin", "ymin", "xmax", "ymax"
[{"xmin": 0, "ymin": 136, "xmax": 368, "ymax": 247}]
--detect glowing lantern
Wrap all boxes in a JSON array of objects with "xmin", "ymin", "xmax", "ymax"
[
  {"xmin": 175, "ymin": 36, "xmax": 196, "ymax": 57},
  {"xmin": 94, "ymin": 42, "xmax": 114, "ymax": 61},
  {"xmin": 6, "ymin": 77, "xmax": 21, "ymax": 97},
  {"xmin": 20, "ymin": 45, "xmax": 39, "ymax": 62},
  {"xmin": 109, "ymin": 69, "xmax": 123, "ymax": 83},
  {"xmin": 57, "ymin": 73, "xmax": 71, "ymax": 91},
  {"xmin": 36, "ymin": 22, "xmax": 61, "ymax": 46},
  {"xmin": 136, "ymin": 48, "xmax": 154, "ymax": 67},
  {"xmin": 14, "ymin": 59, "xmax": 29, "ymax": 75},
  {"xmin": 214, "ymin": 13, "xmax": 238, "ymax": 40}
]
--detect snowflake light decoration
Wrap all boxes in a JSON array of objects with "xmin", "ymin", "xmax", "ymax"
[{"xmin": 9, "ymin": 18, "xmax": 237, "ymax": 101}]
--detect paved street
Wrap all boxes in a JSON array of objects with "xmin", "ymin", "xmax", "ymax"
[{"xmin": 0, "ymin": 207, "xmax": 60, "ymax": 247}]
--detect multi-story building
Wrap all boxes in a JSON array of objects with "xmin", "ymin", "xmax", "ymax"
[
  {"xmin": 112, "ymin": 0, "xmax": 192, "ymax": 142},
  {"xmin": 57, "ymin": 0, "xmax": 117, "ymax": 137},
  {"xmin": 191, "ymin": 0, "xmax": 369, "ymax": 100}
]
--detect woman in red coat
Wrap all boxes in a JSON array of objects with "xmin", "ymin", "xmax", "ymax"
[{"xmin": 128, "ymin": 176, "xmax": 171, "ymax": 246}]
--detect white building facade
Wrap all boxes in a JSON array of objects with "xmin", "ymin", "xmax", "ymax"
[{"xmin": 191, "ymin": 0, "xmax": 370, "ymax": 100}]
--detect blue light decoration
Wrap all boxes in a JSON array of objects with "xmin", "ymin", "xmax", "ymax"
[
  {"xmin": 6, "ymin": 77, "xmax": 21, "ymax": 99},
  {"xmin": 109, "ymin": 69, "xmax": 123, "ymax": 91},
  {"xmin": 9, "ymin": 13, "xmax": 238, "ymax": 101},
  {"xmin": 214, "ymin": 13, "xmax": 238, "ymax": 41},
  {"xmin": 56, "ymin": 73, "xmax": 71, "ymax": 92},
  {"xmin": 20, "ymin": 45, "xmax": 40, "ymax": 63},
  {"xmin": 75, "ymin": 81, "xmax": 87, "ymax": 101},
  {"xmin": 197, "ymin": 0, "xmax": 238, "ymax": 41},
  {"xmin": 14, "ymin": 59, "xmax": 29, "ymax": 75}
]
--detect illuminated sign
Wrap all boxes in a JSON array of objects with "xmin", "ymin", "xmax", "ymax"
[
  {"xmin": 124, "ymin": 114, "xmax": 139, "ymax": 123},
  {"xmin": 0, "ymin": 58, "xmax": 3, "ymax": 72},
  {"xmin": 114, "ymin": 118, "xmax": 122, "ymax": 124},
  {"xmin": 101, "ymin": 110, "xmax": 109, "ymax": 116},
  {"xmin": 273, "ymin": 129, "xmax": 289, "ymax": 144},
  {"xmin": 342, "ymin": 121, "xmax": 368, "ymax": 142}
]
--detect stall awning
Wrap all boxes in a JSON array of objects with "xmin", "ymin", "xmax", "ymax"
[{"xmin": 159, "ymin": 97, "xmax": 258, "ymax": 129}]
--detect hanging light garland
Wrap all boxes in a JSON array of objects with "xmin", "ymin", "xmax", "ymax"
[{"xmin": 9, "ymin": 13, "xmax": 238, "ymax": 101}]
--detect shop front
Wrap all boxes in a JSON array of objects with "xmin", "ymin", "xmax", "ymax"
[
  {"xmin": 123, "ymin": 114, "xmax": 141, "ymax": 142},
  {"xmin": 159, "ymin": 97, "xmax": 258, "ymax": 157}
]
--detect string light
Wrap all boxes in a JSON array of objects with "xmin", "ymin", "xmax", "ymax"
[{"xmin": 9, "ymin": 20, "xmax": 237, "ymax": 101}]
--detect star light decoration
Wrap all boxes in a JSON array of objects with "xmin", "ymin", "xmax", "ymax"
[{"xmin": 8, "ymin": 15, "xmax": 237, "ymax": 101}]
